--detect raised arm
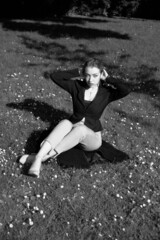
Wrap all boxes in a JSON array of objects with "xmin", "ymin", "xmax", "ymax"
[
  {"xmin": 44, "ymin": 69, "xmax": 80, "ymax": 94},
  {"xmin": 107, "ymin": 77, "xmax": 131, "ymax": 101},
  {"xmin": 101, "ymin": 69, "xmax": 131, "ymax": 101}
]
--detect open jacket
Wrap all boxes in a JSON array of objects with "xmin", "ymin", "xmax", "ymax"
[{"xmin": 49, "ymin": 69, "xmax": 130, "ymax": 132}]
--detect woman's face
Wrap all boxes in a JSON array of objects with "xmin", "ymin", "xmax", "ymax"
[{"xmin": 84, "ymin": 67, "xmax": 101, "ymax": 88}]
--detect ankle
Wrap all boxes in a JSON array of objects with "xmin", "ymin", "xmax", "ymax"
[
  {"xmin": 35, "ymin": 155, "xmax": 43, "ymax": 162},
  {"xmin": 48, "ymin": 148, "xmax": 59, "ymax": 158},
  {"xmin": 53, "ymin": 148, "xmax": 59, "ymax": 157}
]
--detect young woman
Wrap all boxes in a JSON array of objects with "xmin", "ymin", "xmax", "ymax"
[{"xmin": 20, "ymin": 58, "xmax": 130, "ymax": 177}]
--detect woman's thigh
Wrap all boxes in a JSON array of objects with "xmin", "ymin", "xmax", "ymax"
[{"xmin": 79, "ymin": 127, "xmax": 102, "ymax": 151}]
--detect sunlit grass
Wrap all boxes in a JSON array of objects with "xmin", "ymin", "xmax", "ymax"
[{"xmin": 0, "ymin": 15, "xmax": 160, "ymax": 239}]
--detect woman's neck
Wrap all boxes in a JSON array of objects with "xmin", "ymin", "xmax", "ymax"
[{"xmin": 88, "ymin": 84, "xmax": 99, "ymax": 89}]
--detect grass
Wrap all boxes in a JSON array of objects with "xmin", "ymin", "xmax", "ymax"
[{"xmin": 0, "ymin": 15, "xmax": 160, "ymax": 240}]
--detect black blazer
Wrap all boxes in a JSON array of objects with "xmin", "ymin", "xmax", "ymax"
[{"xmin": 49, "ymin": 69, "xmax": 130, "ymax": 132}]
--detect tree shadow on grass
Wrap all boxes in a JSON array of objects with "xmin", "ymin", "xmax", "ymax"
[
  {"xmin": 132, "ymin": 65, "xmax": 160, "ymax": 105},
  {"xmin": 31, "ymin": 15, "xmax": 113, "ymax": 24},
  {"xmin": 1, "ymin": 18, "xmax": 131, "ymax": 40},
  {"xmin": 20, "ymin": 37, "xmax": 113, "ymax": 67},
  {"xmin": 19, "ymin": 36, "xmax": 121, "ymax": 76},
  {"xmin": 0, "ymin": 16, "xmax": 131, "ymax": 72},
  {"xmin": 138, "ymin": 79, "xmax": 160, "ymax": 97},
  {"xmin": 0, "ymin": 15, "xmax": 113, "ymax": 24}
]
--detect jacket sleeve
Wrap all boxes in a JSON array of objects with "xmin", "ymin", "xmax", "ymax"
[
  {"xmin": 49, "ymin": 69, "xmax": 80, "ymax": 94},
  {"xmin": 105, "ymin": 76, "xmax": 131, "ymax": 102}
]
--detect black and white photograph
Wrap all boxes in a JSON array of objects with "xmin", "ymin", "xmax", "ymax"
[{"xmin": 0, "ymin": 1, "xmax": 160, "ymax": 239}]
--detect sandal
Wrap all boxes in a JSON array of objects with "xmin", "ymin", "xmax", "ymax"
[
  {"xmin": 28, "ymin": 159, "xmax": 42, "ymax": 178},
  {"xmin": 48, "ymin": 148, "xmax": 59, "ymax": 159},
  {"xmin": 19, "ymin": 154, "xmax": 35, "ymax": 165}
]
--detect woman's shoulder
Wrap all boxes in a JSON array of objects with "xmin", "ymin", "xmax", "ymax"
[{"xmin": 75, "ymin": 79, "xmax": 88, "ymax": 89}]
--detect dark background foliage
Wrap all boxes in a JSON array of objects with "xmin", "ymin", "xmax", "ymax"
[{"xmin": 0, "ymin": 0, "xmax": 159, "ymax": 20}]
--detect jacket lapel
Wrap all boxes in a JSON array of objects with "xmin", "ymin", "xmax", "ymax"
[
  {"xmin": 84, "ymin": 86, "xmax": 105, "ymax": 110},
  {"xmin": 77, "ymin": 89, "xmax": 85, "ymax": 107},
  {"xmin": 77, "ymin": 81, "xmax": 88, "ymax": 108},
  {"xmin": 76, "ymin": 81, "xmax": 107, "ymax": 110}
]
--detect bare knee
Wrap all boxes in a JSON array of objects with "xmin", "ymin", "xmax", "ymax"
[
  {"xmin": 97, "ymin": 139, "xmax": 102, "ymax": 149},
  {"xmin": 60, "ymin": 119, "xmax": 73, "ymax": 129}
]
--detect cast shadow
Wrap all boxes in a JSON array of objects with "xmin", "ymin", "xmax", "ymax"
[
  {"xmin": 56, "ymin": 140, "xmax": 130, "ymax": 170},
  {"xmin": 29, "ymin": 15, "xmax": 112, "ymax": 24},
  {"xmin": 0, "ymin": 11, "xmax": 112, "ymax": 24},
  {"xmin": 132, "ymin": 65, "xmax": 160, "ymax": 109},
  {"xmin": 6, "ymin": 98, "xmax": 69, "ymax": 124},
  {"xmin": 0, "ymin": 16, "xmax": 131, "ymax": 72},
  {"xmin": 6, "ymin": 98, "xmax": 70, "ymax": 154},
  {"xmin": 19, "ymin": 37, "xmax": 115, "ymax": 67},
  {"xmin": 1, "ymin": 18, "xmax": 131, "ymax": 40}
]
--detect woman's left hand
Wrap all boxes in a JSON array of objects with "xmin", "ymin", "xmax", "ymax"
[{"xmin": 101, "ymin": 69, "xmax": 109, "ymax": 81}]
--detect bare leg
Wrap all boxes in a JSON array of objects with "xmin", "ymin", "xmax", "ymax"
[
  {"xmin": 28, "ymin": 141, "xmax": 52, "ymax": 177},
  {"xmin": 55, "ymin": 125, "xmax": 102, "ymax": 154},
  {"xmin": 28, "ymin": 125, "xmax": 86, "ymax": 176},
  {"xmin": 28, "ymin": 119, "xmax": 73, "ymax": 177},
  {"xmin": 28, "ymin": 122, "xmax": 101, "ymax": 177}
]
